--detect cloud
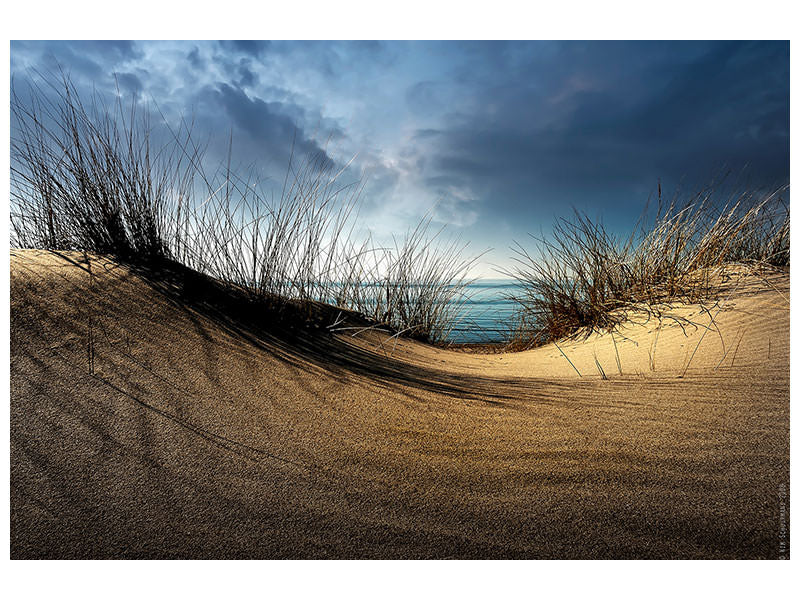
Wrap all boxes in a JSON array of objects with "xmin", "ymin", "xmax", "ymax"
[
  {"xmin": 114, "ymin": 71, "xmax": 144, "ymax": 97},
  {"xmin": 9, "ymin": 40, "xmax": 789, "ymax": 257},
  {"xmin": 11, "ymin": 40, "xmax": 142, "ymax": 81},
  {"xmin": 202, "ymin": 83, "xmax": 336, "ymax": 172},
  {"xmin": 218, "ymin": 40, "xmax": 271, "ymax": 58},
  {"xmin": 187, "ymin": 46, "xmax": 204, "ymax": 70},
  {"xmin": 236, "ymin": 59, "xmax": 258, "ymax": 88},
  {"xmin": 405, "ymin": 81, "xmax": 447, "ymax": 116},
  {"xmin": 409, "ymin": 40, "xmax": 789, "ymax": 224}
]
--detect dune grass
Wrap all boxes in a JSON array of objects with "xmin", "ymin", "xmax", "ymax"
[
  {"xmin": 12, "ymin": 72, "xmax": 789, "ymax": 349},
  {"xmin": 10, "ymin": 72, "xmax": 196, "ymax": 263},
  {"xmin": 10, "ymin": 73, "xmax": 478, "ymax": 345},
  {"xmin": 506, "ymin": 186, "xmax": 789, "ymax": 348}
]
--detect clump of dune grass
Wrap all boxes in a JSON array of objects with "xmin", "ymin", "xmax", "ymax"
[
  {"xmin": 11, "ymin": 72, "xmax": 198, "ymax": 263},
  {"xmin": 507, "ymin": 185, "xmax": 789, "ymax": 348},
  {"xmin": 179, "ymin": 151, "xmax": 480, "ymax": 344},
  {"xmin": 10, "ymin": 72, "xmax": 479, "ymax": 345},
  {"xmin": 174, "ymin": 142, "xmax": 365, "ymax": 306}
]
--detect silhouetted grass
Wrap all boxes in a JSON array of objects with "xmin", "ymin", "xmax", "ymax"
[
  {"xmin": 11, "ymin": 71, "xmax": 197, "ymax": 263},
  {"xmin": 10, "ymin": 72, "xmax": 478, "ymax": 344}
]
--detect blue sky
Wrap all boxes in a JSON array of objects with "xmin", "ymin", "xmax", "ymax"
[{"xmin": 10, "ymin": 40, "xmax": 789, "ymax": 276}]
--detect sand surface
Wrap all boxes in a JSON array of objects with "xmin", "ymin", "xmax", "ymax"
[{"xmin": 10, "ymin": 249, "xmax": 790, "ymax": 558}]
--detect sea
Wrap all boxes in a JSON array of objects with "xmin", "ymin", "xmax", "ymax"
[{"xmin": 445, "ymin": 279, "xmax": 524, "ymax": 344}]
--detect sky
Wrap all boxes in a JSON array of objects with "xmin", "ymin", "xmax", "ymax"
[{"xmin": 9, "ymin": 40, "xmax": 790, "ymax": 276}]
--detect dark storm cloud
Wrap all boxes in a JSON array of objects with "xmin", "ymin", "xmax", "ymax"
[
  {"xmin": 114, "ymin": 71, "xmax": 144, "ymax": 97},
  {"xmin": 219, "ymin": 40, "xmax": 271, "ymax": 58},
  {"xmin": 236, "ymin": 60, "xmax": 258, "ymax": 88},
  {"xmin": 11, "ymin": 40, "xmax": 340, "ymax": 180},
  {"xmin": 414, "ymin": 41, "xmax": 789, "ymax": 220},
  {"xmin": 204, "ymin": 83, "xmax": 335, "ymax": 169},
  {"xmin": 187, "ymin": 46, "xmax": 204, "ymax": 70}
]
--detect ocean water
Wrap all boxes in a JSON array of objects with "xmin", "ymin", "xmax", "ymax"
[
  {"xmin": 317, "ymin": 278, "xmax": 526, "ymax": 345},
  {"xmin": 446, "ymin": 279, "xmax": 524, "ymax": 344}
]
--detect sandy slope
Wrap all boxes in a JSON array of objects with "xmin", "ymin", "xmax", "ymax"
[{"xmin": 10, "ymin": 249, "xmax": 790, "ymax": 558}]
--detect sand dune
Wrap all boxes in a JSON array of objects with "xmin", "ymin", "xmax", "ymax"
[{"xmin": 10, "ymin": 249, "xmax": 789, "ymax": 558}]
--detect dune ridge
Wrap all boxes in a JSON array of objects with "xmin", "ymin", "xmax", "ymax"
[{"xmin": 10, "ymin": 249, "xmax": 789, "ymax": 558}]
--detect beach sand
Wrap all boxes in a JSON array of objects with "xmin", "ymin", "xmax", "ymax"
[{"xmin": 10, "ymin": 249, "xmax": 789, "ymax": 558}]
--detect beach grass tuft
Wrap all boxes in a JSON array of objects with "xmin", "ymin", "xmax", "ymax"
[
  {"xmin": 10, "ymin": 72, "xmax": 478, "ymax": 344},
  {"xmin": 506, "ymin": 185, "xmax": 789, "ymax": 348}
]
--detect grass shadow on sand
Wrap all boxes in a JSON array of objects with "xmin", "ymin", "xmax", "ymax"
[{"xmin": 122, "ymin": 257, "xmax": 579, "ymax": 405}]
